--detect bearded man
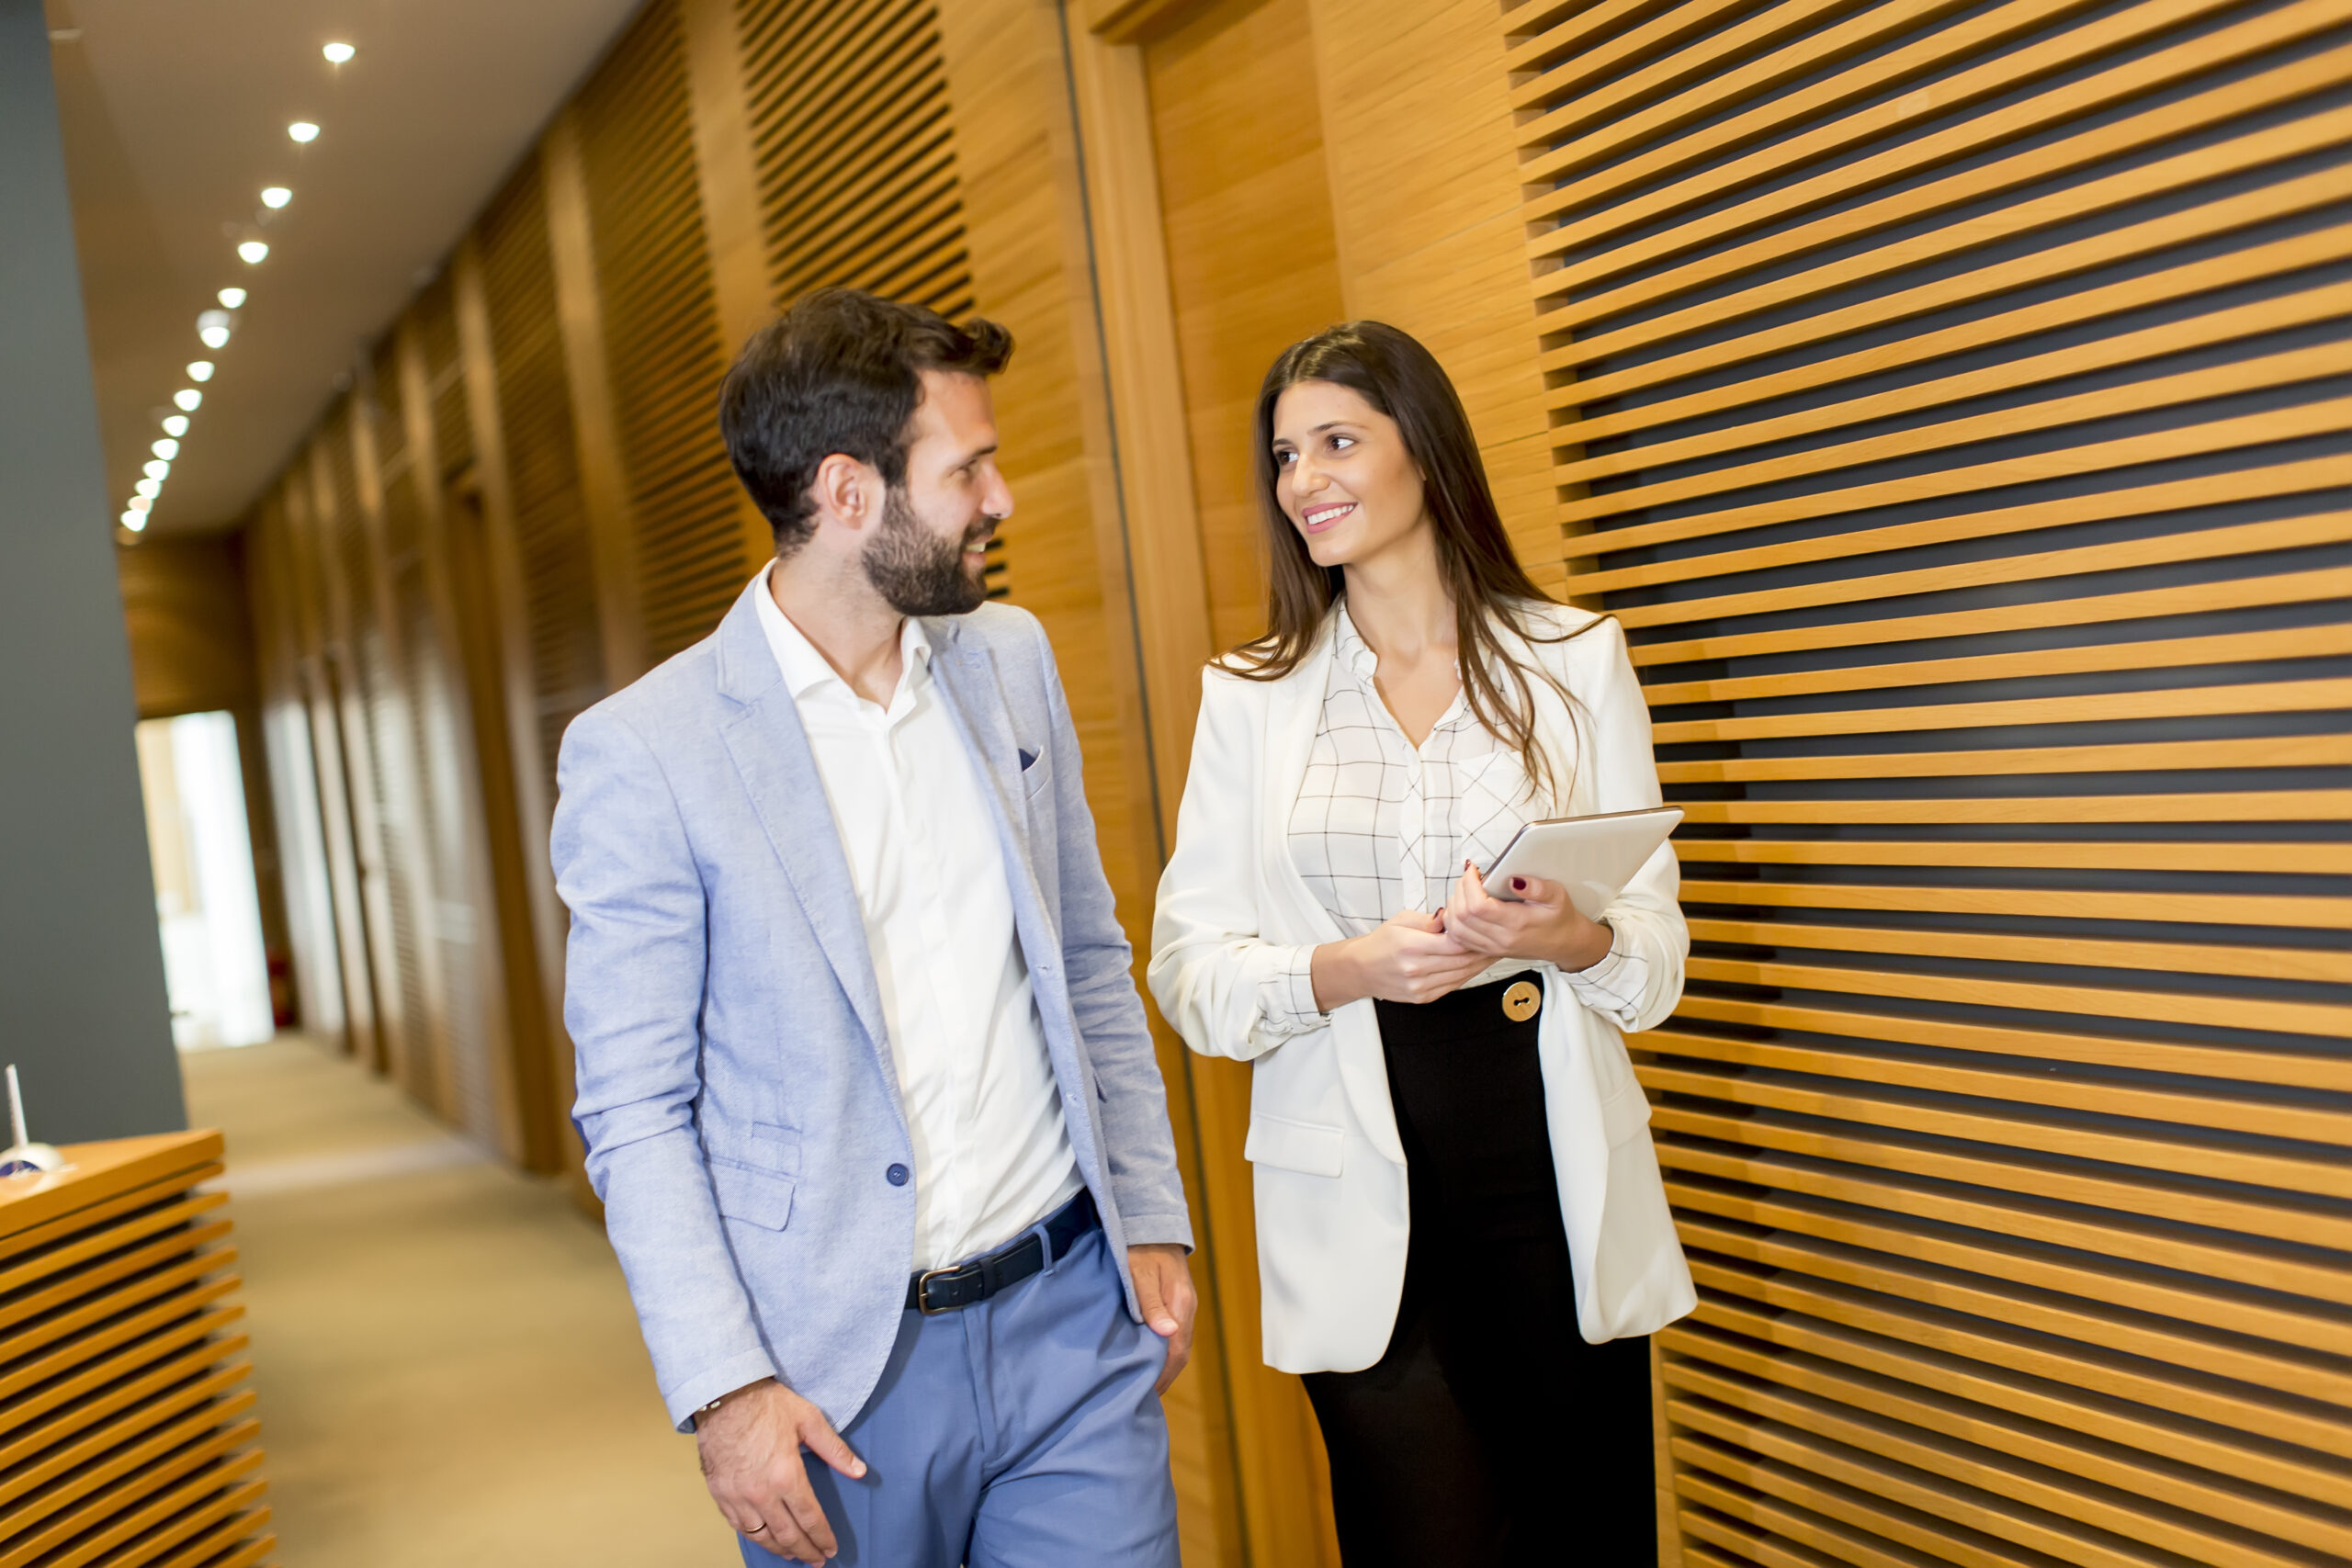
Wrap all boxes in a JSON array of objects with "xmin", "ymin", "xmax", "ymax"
[{"xmin": 551, "ymin": 288, "xmax": 1195, "ymax": 1566}]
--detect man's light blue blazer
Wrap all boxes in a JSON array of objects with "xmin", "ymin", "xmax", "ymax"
[{"xmin": 551, "ymin": 580, "xmax": 1194, "ymax": 1432}]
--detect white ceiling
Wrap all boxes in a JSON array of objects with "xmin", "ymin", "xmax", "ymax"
[{"xmin": 48, "ymin": 0, "xmax": 644, "ymax": 537}]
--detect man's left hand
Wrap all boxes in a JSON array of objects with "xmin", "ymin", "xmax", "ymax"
[{"xmin": 1127, "ymin": 1244, "xmax": 1197, "ymax": 1395}]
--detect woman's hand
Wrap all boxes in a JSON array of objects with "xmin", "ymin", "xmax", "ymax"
[
  {"xmin": 1311, "ymin": 909, "xmax": 1493, "ymax": 1010},
  {"xmin": 1442, "ymin": 862, "xmax": 1613, "ymax": 972}
]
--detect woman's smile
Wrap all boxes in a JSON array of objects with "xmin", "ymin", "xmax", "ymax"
[{"xmin": 1300, "ymin": 501, "xmax": 1357, "ymax": 532}]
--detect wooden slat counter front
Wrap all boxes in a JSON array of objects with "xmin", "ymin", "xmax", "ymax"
[{"xmin": 0, "ymin": 1132, "xmax": 273, "ymax": 1568}]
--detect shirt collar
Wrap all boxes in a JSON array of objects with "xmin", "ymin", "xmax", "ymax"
[
  {"xmin": 1332, "ymin": 603, "xmax": 1380, "ymax": 682},
  {"xmin": 752, "ymin": 563, "xmax": 931, "ymax": 704}
]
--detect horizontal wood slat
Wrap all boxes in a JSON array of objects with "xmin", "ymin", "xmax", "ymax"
[
  {"xmin": 1507, "ymin": 0, "xmax": 2352, "ymax": 1553},
  {"xmin": 0, "ymin": 1138, "xmax": 268, "ymax": 1568}
]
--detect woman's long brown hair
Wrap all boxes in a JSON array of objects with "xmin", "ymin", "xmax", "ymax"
[{"xmin": 1225, "ymin": 320, "xmax": 1602, "ymax": 803}]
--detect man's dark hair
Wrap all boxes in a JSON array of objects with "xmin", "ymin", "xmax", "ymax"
[{"xmin": 718, "ymin": 288, "xmax": 1013, "ymax": 555}]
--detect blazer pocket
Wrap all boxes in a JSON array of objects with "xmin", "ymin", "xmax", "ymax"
[
  {"xmin": 1598, "ymin": 1077, "xmax": 1653, "ymax": 1148},
  {"xmin": 1244, "ymin": 1113, "xmax": 1345, "ymax": 1179},
  {"xmin": 748, "ymin": 1122, "xmax": 803, "ymax": 1173},
  {"xmin": 708, "ymin": 1158, "xmax": 797, "ymax": 1231},
  {"xmin": 1021, "ymin": 745, "xmax": 1055, "ymax": 798}
]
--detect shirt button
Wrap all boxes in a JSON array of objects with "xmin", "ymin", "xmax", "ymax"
[{"xmin": 886, "ymin": 1164, "xmax": 910, "ymax": 1187}]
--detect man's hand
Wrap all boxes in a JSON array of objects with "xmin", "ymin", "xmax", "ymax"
[
  {"xmin": 1128, "ymin": 1244, "xmax": 1197, "ymax": 1395},
  {"xmin": 697, "ymin": 1378, "xmax": 866, "ymax": 1562},
  {"xmin": 1442, "ymin": 862, "xmax": 1613, "ymax": 972}
]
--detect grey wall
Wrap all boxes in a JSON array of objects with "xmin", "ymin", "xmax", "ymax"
[{"xmin": 0, "ymin": 0, "xmax": 186, "ymax": 1143}]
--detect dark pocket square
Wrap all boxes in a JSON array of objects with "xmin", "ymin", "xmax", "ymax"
[{"xmin": 1018, "ymin": 747, "xmax": 1038, "ymax": 771}]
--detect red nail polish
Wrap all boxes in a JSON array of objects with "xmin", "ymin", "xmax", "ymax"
[{"xmin": 1510, "ymin": 876, "xmax": 1527, "ymax": 893}]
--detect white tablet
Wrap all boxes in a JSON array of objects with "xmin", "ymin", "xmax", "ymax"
[{"xmin": 1480, "ymin": 806, "xmax": 1683, "ymax": 919}]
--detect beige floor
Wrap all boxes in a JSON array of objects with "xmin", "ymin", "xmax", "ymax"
[{"xmin": 181, "ymin": 1035, "xmax": 741, "ymax": 1566}]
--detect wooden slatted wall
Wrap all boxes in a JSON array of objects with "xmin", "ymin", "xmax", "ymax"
[
  {"xmin": 416, "ymin": 275, "xmax": 474, "ymax": 482},
  {"xmin": 478, "ymin": 156, "xmax": 611, "ymax": 801},
  {"xmin": 734, "ymin": 0, "xmax": 1002, "ymax": 598},
  {"xmin": 578, "ymin": 0, "xmax": 751, "ymax": 665},
  {"xmin": 1504, "ymin": 0, "xmax": 2352, "ymax": 1560}
]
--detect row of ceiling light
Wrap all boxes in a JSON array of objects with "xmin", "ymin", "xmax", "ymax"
[{"xmin": 121, "ymin": 40, "xmax": 356, "ymax": 534}]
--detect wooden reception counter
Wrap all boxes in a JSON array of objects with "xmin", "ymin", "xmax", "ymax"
[{"xmin": 0, "ymin": 1131, "xmax": 272, "ymax": 1568}]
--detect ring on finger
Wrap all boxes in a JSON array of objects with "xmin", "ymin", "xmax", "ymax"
[{"xmin": 745, "ymin": 1522, "xmax": 769, "ymax": 1534}]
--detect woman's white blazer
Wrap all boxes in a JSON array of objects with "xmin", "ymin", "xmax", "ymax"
[{"xmin": 1148, "ymin": 604, "xmax": 1696, "ymax": 1373}]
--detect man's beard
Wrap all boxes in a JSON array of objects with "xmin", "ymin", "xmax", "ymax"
[{"xmin": 861, "ymin": 489, "xmax": 991, "ymax": 616}]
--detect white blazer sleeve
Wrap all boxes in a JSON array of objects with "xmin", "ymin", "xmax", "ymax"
[
  {"xmin": 1574, "ymin": 617, "xmax": 1689, "ymax": 1033},
  {"xmin": 1148, "ymin": 669, "xmax": 1317, "ymax": 1062}
]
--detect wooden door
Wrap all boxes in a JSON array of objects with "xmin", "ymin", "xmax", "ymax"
[
  {"xmin": 1145, "ymin": 0, "xmax": 1348, "ymax": 654},
  {"xmin": 445, "ymin": 479, "xmax": 564, "ymax": 1174}
]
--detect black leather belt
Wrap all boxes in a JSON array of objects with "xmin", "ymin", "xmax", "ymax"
[{"xmin": 906, "ymin": 1189, "xmax": 1098, "ymax": 1314}]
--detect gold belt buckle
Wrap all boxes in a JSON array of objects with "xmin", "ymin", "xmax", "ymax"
[
  {"xmin": 915, "ymin": 1266, "xmax": 958, "ymax": 1314},
  {"xmin": 1501, "ymin": 979, "xmax": 1543, "ymax": 1021}
]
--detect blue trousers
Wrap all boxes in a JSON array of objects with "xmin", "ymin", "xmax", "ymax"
[{"xmin": 740, "ymin": 1219, "xmax": 1179, "ymax": 1567}]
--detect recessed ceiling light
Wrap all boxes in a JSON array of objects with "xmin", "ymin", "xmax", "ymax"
[
  {"xmin": 136, "ymin": 477, "xmax": 162, "ymax": 499},
  {"xmin": 128, "ymin": 494, "xmax": 152, "ymax": 513},
  {"xmin": 322, "ymin": 41, "xmax": 355, "ymax": 64},
  {"xmin": 199, "ymin": 325, "xmax": 230, "ymax": 350},
  {"xmin": 217, "ymin": 288, "xmax": 247, "ymax": 310},
  {"xmin": 288, "ymin": 121, "xmax": 319, "ymax": 143},
  {"xmin": 120, "ymin": 510, "xmax": 146, "ymax": 532},
  {"xmin": 237, "ymin": 241, "xmax": 269, "ymax": 265},
  {"xmin": 162, "ymin": 414, "xmax": 190, "ymax": 437},
  {"xmin": 153, "ymin": 438, "xmax": 180, "ymax": 460},
  {"xmin": 175, "ymin": 389, "xmax": 203, "ymax": 411},
  {"xmin": 261, "ymin": 186, "xmax": 292, "ymax": 209},
  {"xmin": 187, "ymin": 361, "xmax": 216, "ymax": 382},
  {"xmin": 144, "ymin": 459, "xmax": 171, "ymax": 481}
]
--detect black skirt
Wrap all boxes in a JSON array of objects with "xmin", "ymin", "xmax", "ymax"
[{"xmin": 1301, "ymin": 974, "xmax": 1658, "ymax": 1567}]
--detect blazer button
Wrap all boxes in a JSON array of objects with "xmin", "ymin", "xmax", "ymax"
[{"xmin": 886, "ymin": 1163, "xmax": 910, "ymax": 1187}]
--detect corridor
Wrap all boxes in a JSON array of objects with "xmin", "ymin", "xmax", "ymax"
[{"xmin": 183, "ymin": 1037, "xmax": 735, "ymax": 1565}]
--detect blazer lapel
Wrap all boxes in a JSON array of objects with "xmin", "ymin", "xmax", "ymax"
[
  {"xmin": 923, "ymin": 624, "xmax": 1032, "ymax": 867},
  {"xmin": 712, "ymin": 584, "xmax": 894, "ymax": 1077}
]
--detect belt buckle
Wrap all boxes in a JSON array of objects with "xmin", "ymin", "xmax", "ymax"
[{"xmin": 915, "ymin": 1266, "xmax": 961, "ymax": 1315}]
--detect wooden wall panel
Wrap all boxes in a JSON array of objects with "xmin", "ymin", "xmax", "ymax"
[
  {"xmin": 116, "ymin": 536, "xmax": 257, "ymax": 723},
  {"xmin": 737, "ymin": 0, "xmax": 976, "ymax": 320},
  {"xmin": 1146, "ymin": 0, "xmax": 1347, "ymax": 657},
  {"xmin": 1307, "ymin": 0, "xmax": 1559, "ymax": 580},
  {"xmin": 577, "ymin": 0, "xmax": 750, "ymax": 666},
  {"xmin": 477, "ymin": 153, "xmax": 611, "ymax": 805},
  {"xmin": 276, "ymin": 468, "xmax": 380, "ymax": 1067},
  {"xmin": 360, "ymin": 348, "xmax": 464, "ymax": 1125},
  {"xmin": 732, "ymin": 0, "xmax": 998, "ymax": 611},
  {"xmin": 1498, "ymin": 0, "xmax": 2352, "ymax": 1560},
  {"xmin": 246, "ymin": 501, "xmax": 345, "ymax": 1049},
  {"xmin": 310, "ymin": 410, "xmax": 412, "ymax": 1087},
  {"xmin": 453, "ymin": 231, "xmax": 585, "ymax": 1190}
]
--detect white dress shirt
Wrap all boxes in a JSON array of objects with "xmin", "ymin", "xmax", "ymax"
[
  {"xmin": 1263, "ymin": 605, "xmax": 1647, "ymax": 1038},
  {"xmin": 753, "ymin": 569, "xmax": 1080, "ymax": 1270}
]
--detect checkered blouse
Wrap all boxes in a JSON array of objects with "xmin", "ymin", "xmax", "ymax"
[{"xmin": 1259, "ymin": 606, "xmax": 1645, "ymax": 1037}]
